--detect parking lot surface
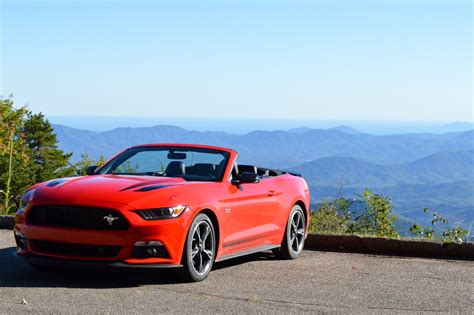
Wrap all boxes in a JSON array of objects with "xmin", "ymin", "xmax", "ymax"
[{"xmin": 0, "ymin": 230, "xmax": 473, "ymax": 313}]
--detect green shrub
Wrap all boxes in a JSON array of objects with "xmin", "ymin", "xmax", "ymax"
[
  {"xmin": 309, "ymin": 198, "xmax": 351, "ymax": 234},
  {"xmin": 310, "ymin": 189, "xmax": 399, "ymax": 238},
  {"xmin": 409, "ymin": 208, "xmax": 468, "ymax": 243},
  {"xmin": 350, "ymin": 189, "xmax": 399, "ymax": 238}
]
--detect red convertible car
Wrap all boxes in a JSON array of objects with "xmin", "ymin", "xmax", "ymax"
[{"xmin": 14, "ymin": 144, "xmax": 310, "ymax": 281}]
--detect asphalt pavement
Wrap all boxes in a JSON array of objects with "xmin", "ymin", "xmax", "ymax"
[{"xmin": 0, "ymin": 230, "xmax": 473, "ymax": 313}]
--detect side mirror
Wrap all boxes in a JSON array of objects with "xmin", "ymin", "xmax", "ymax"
[
  {"xmin": 85, "ymin": 165, "xmax": 99, "ymax": 175},
  {"xmin": 232, "ymin": 172, "xmax": 260, "ymax": 185}
]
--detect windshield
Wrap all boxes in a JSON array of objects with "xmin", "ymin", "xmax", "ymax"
[{"xmin": 98, "ymin": 146, "xmax": 230, "ymax": 182}]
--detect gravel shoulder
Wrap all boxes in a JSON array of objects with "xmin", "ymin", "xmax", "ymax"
[{"xmin": 0, "ymin": 230, "xmax": 473, "ymax": 313}]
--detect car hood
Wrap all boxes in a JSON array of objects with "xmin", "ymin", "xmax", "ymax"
[{"xmin": 31, "ymin": 175, "xmax": 206, "ymax": 209}]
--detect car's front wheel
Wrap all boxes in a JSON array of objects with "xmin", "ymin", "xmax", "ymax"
[
  {"xmin": 273, "ymin": 204, "xmax": 306, "ymax": 259},
  {"xmin": 181, "ymin": 213, "xmax": 216, "ymax": 282}
]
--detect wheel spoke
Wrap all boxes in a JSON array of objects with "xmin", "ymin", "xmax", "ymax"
[
  {"xmin": 191, "ymin": 247, "xmax": 199, "ymax": 258},
  {"xmin": 294, "ymin": 234, "xmax": 300, "ymax": 251},
  {"xmin": 297, "ymin": 228, "xmax": 305, "ymax": 236},
  {"xmin": 198, "ymin": 252, "xmax": 203, "ymax": 273},
  {"xmin": 203, "ymin": 249, "xmax": 213, "ymax": 260},
  {"xmin": 202, "ymin": 225, "xmax": 211, "ymax": 242},
  {"xmin": 196, "ymin": 225, "xmax": 202, "ymax": 242},
  {"xmin": 290, "ymin": 234, "xmax": 296, "ymax": 246}
]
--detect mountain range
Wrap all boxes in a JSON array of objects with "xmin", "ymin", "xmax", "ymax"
[
  {"xmin": 289, "ymin": 150, "xmax": 474, "ymax": 187},
  {"xmin": 49, "ymin": 116, "xmax": 474, "ymax": 134},
  {"xmin": 52, "ymin": 124, "xmax": 474, "ymax": 232},
  {"xmin": 286, "ymin": 149, "xmax": 473, "ymax": 232},
  {"xmin": 53, "ymin": 124, "xmax": 474, "ymax": 167}
]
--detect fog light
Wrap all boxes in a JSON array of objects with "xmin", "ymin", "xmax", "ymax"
[
  {"xmin": 132, "ymin": 241, "xmax": 168, "ymax": 258},
  {"xmin": 146, "ymin": 247, "xmax": 158, "ymax": 257}
]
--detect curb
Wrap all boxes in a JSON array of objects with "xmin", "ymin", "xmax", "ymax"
[
  {"xmin": 0, "ymin": 216, "xmax": 15, "ymax": 230},
  {"xmin": 304, "ymin": 233, "xmax": 474, "ymax": 260}
]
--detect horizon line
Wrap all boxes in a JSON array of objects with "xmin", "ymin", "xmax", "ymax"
[{"xmin": 46, "ymin": 115, "xmax": 474, "ymax": 125}]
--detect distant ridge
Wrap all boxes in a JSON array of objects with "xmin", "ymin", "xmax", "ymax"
[
  {"xmin": 287, "ymin": 125, "xmax": 362, "ymax": 134},
  {"xmin": 51, "ymin": 123, "xmax": 474, "ymax": 229},
  {"xmin": 53, "ymin": 124, "xmax": 474, "ymax": 168},
  {"xmin": 288, "ymin": 150, "xmax": 474, "ymax": 187},
  {"xmin": 287, "ymin": 127, "xmax": 313, "ymax": 134},
  {"xmin": 327, "ymin": 125, "xmax": 362, "ymax": 134},
  {"xmin": 49, "ymin": 116, "xmax": 474, "ymax": 134}
]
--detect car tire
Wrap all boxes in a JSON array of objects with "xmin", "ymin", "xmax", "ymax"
[
  {"xmin": 273, "ymin": 204, "xmax": 306, "ymax": 259},
  {"xmin": 180, "ymin": 213, "xmax": 216, "ymax": 282}
]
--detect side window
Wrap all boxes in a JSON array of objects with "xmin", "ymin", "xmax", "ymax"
[
  {"xmin": 229, "ymin": 161, "xmax": 239, "ymax": 181},
  {"xmin": 237, "ymin": 165, "xmax": 257, "ymax": 174}
]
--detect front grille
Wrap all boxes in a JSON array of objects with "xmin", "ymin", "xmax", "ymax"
[
  {"xmin": 30, "ymin": 240, "xmax": 121, "ymax": 258},
  {"xmin": 26, "ymin": 205, "xmax": 129, "ymax": 230}
]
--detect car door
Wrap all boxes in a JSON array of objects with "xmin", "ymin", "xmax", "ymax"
[{"xmin": 221, "ymin": 165, "xmax": 280, "ymax": 252}]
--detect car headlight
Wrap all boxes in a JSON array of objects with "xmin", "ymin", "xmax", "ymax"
[
  {"xmin": 17, "ymin": 189, "xmax": 35, "ymax": 215},
  {"xmin": 133, "ymin": 205, "xmax": 188, "ymax": 220}
]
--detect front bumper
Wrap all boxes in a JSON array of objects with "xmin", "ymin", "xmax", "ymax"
[
  {"xmin": 14, "ymin": 208, "xmax": 190, "ymax": 267},
  {"xmin": 19, "ymin": 252, "xmax": 181, "ymax": 270}
]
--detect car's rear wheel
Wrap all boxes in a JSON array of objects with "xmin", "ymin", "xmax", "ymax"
[
  {"xmin": 273, "ymin": 204, "xmax": 306, "ymax": 259},
  {"xmin": 181, "ymin": 213, "xmax": 216, "ymax": 282}
]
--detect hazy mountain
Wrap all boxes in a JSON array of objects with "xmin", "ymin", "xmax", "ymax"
[
  {"xmin": 53, "ymin": 124, "xmax": 474, "ymax": 168},
  {"xmin": 294, "ymin": 150, "xmax": 474, "ymax": 230},
  {"xmin": 289, "ymin": 150, "xmax": 474, "ymax": 187},
  {"xmin": 327, "ymin": 125, "xmax": 362, "ymax": 134},
  {"xmin": 52, "ymin": 124, "xmax": 474, "ymax": 230},
  {"xmin": 288, "ymin": 125, "xmax": 362, "ymax": 135},
  {"xmin": 289, "ymin": 150, "xmax": 474, "ymax": 230},
  {"xmin": 49, "ymin": 116, "xmax": 474, "ymax": 135},
  {"xmin": 287, "ymin": 127, "xmax": 313, "ymax": 134}
]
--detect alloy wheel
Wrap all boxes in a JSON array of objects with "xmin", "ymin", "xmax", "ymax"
[
  {"xmin": 191, "ymin": 221, "xmax": 214, "ymax": 276},
  {"xmin": 289, "ymin": 210, "xmax": 305, "ymax": 254}
]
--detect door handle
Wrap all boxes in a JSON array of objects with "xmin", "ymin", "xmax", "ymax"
[{"xmin": 268, "ymin": 190, "xmax": 275, "ymax": 196}]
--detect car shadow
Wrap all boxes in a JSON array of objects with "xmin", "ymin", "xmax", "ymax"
[{"xmin": 0, "ymin": 247, "xmax": 277, "ymax": 288}]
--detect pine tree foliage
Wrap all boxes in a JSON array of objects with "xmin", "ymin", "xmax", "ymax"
[{"xmin": 0, "ymin": 97, "xmax": 74, "ymax": 214}]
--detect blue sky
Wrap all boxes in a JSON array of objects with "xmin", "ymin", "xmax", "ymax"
[{"xmin": 0, "ymin": 0, "xmax": 472, "ymax": 122}]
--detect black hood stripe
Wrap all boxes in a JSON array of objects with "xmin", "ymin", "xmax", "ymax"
[
  {"xmin": 134, "ymin": 185, "xmax": 172, "ymax": 192},
  {"xmin": 46, "ymin": 179, "xmax": 68, "ymax": 187}
]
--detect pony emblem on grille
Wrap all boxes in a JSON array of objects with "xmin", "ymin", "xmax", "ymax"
[{"xmin": 103, "ymin": 214, "xmax": 119, "ymax": 226}]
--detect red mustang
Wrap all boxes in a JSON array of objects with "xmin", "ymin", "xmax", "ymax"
[{"xmin": 14, "ymin": 144, "xmax": 310, "ymax": 281}]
